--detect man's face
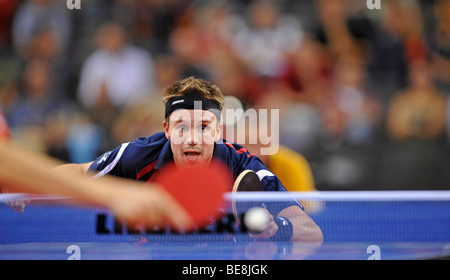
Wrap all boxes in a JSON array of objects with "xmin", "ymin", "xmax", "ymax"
[{"xmin": 164, "ymin": 109, "xmax": 222, "ymax": 167}]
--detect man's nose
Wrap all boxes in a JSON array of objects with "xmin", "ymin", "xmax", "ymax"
[{"xmin": 186, "ymin": 128, "xmax": 200, "ymax": 145}]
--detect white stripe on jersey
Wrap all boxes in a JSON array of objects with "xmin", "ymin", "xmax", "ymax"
[
  {"xmin": 256, "ymin": 169, "xmax": 275, "ymax": 181},
  {"xmin": 93, "ymin": 142, "xmax": 129, "ymax": 178}
]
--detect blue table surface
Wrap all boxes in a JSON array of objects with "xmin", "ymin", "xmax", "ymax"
[{"xmin": 1, "ymin": 199, "xmax": 450, "ymax": 260}]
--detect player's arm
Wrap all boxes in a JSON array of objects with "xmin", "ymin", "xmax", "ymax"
[
  {"xmin": 238, "ymin": 156, "xmax": 322, "ymax": 243},
  {"xmin": 0, "ymin": 140, "xmax": 193, "ymax": 230},
  {"xmin": 248, "ymin": 204, "xmax": 323, "ymax": 244},
  {"xmin": 277, "ymin": 205, "xmax": 323, "ymax": 243},
  {"xmin": 52, "ymin": 142, "xmax": 130, "ymax": 178},
  {"xmin": 0, "ymin": 140, "xmax": 121, "ymax": 199},
  {"xmin": 52, "ymin": 162, "xmax": 93, "ymax": 176}
]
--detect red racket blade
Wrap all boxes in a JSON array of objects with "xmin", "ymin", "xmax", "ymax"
[{"xmin": 154, "ymin": 160, "xmax": 231, "ymax": 230}]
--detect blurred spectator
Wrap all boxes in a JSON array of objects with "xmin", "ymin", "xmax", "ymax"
[
  {"xmin": 224, "ymin": 112, "xmax": 319, "ymax": 214},
  {"xmin": 168, "ymin": 23, "xmax": 211, "ymax": 80},
  {"xmin": 381, "ymin": 59, "xmax": 448, "ymax": 190},
  {"xmin": 0, "ymin": 0, "xmax": 19, "ymax": 51},
  {"xmin": 188, "ymin": 1, "xmax": 266, "ymax": 106},
  {"xmin": 77, "ymin": 22, "xmax": 156, "ymax": 109},
  {"xmin": 112, "ymin": 0, "xmax": 189, "ymax": 55},
  {"xmin": 314, "ymin": 0, "xmax": 410, "ymax": 101},
  {"xmin": 315, "ymin": 0, "xmax": 369, "ymax": 60},
  {"xmin": 320, "ymin": 54, "xmax": 382, "ymax": 147},
  {"xmin": 66, "ymin": 113, "xmax": 102, "ymax": 164},
  {"xmin": 381, "ymin": 0, "xmax": 427, "ymax": 63},
  {"xmin": 24, "ymin": 25, "xmax": 60, "ymax": 62},
  {"xmin": 7, "ymin": 59, "xmax": 67, "ymax": 129},
  {"xmin": 44, "ymin": 113, "xmax": 71, "ymax": 162},
  {"xmin": 75, "ymin": 21, "xmax": 155, "ymax": 149},
  {"xmin": 387, "ymin": 59, "xmax": 447, "ymax": 141},
  {"xmin": 210, "ymin": 55, "xmax": 264, "ymax": 108},
  {"xmin": 193, "ymin": 1, "xmax": 244, "ymax": 64},
  {"xmin": 231, "ymin": 0, "xmax": 303, "ymax": 79},
  {"xmin": 68, "ymin": 0, "xmax": 115, "ymax": 74},
  {"xmin": 428, "ymin": 0, "xmax": 450, "ymax": 89},
  {"xmin": 12, "ymin": 0, "xmax": 72, "ymax": 60},
  {"xmin": 368, "ymin": 0, "xmax": 426, "ymax": 96},
  {"xmin": 111, "ymin": 99, "xmax": 164, "ymax": 146},
  {"xmin": 0, "ymin": 82, "xmax": 19, "ymax": 118},
  {"xmin": 5, "ymin": 59, "xmax": 70, "ymax": 153},
  {"xmin": 111, "ymin": 54, "xmax": 182, "ymax": 146},
  {"xmin": 279, "ymin": 37, "xmax": 333, "ymax": 106},
  {"xmin": 11, "ymin": 0, "xmax": 73, "ymax": 97}
]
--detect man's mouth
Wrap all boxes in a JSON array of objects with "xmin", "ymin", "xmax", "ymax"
[{"xmin": 184, "ymin": 151, "xmax": 200, "ymax": 160}]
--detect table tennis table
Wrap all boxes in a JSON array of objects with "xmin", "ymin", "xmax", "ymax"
[{"xmin": 1, "ymin": 191, "xmax": 450, "ymax": 261}]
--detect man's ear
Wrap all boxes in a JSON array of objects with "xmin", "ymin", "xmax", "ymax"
[{"xmin": 163, "ymin": 120, "xmax": 170, "ymax": 140}]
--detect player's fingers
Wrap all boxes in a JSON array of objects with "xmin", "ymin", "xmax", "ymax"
[
  {"xmin": 10, "ymin": 200, "xmax": 26, "ymax": 213},
  {"xmin": 153, "ymin": 187, "xmax": 194, "ymax": 232},
  {"xmin": 5, "ymin": 199, "xmax": 25, "ymax": 212},
  {"xmin": 109, "ymin": 184, "xmax": 194, "ymax": 232},
  {"xmin": 2, "ymin": 186, "xmax": 30, "ymax": 212},
  {"xmin": 15, "ymin": 201, "xmax": 26, "ymax": 212},
  {"xmin": 126, "ymin": 187, "xmax": 193, "ymax": 232}
]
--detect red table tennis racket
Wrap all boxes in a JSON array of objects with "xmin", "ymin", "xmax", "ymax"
[{"xmin": 154, "ymin": 160, "xmax": 232, "ymax": 230}]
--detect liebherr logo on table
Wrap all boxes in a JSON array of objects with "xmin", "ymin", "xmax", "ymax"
[{"xmin": 96, "ymin": 213, "xmax": 250, "ymax": 234}]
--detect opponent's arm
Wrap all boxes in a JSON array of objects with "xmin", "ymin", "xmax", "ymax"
[
  {"xmin": 0, "ymin": 140, "xmax": 193, "ymax": 230},
  {"xmin": 52, "ymin": 162, "xmax": 93, "ymax": 176}
]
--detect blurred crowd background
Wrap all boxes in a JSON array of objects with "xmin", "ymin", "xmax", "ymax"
[{"xmin": 0, "ymin": 0, "xmax": 449, "ymax": 191}]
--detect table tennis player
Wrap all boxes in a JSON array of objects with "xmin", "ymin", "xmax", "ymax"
[
  {"xmin": 0, "ymin": 107, "xmax": 193, "ymax": 231},
  {"xmin": 56, "ymin": 77, "xmax": 323, "ymax": 243}
]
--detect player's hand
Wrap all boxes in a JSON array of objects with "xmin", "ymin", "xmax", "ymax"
[
  {"xmin": 2, "ymin": 186, "xmax": 30, "ymax": 213},
  {"xmin": 107, "ymin": 185, "xmax": 194, "ymax": 232},
  {"xmin": 247, "ymin": 208, "xmax": 278, "ymax": 240}
]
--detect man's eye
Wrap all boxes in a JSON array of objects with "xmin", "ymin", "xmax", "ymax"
[
  {"xmin": 177, "ymin": 125, "xmax": 188, "ymax": 131},
  {"xmin": 201, "ymin": 125, "xmax": 211, "ymax": 132}
]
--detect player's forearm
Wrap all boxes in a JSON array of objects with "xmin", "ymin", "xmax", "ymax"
[
  {"xmin": 278, "ymin": 205, "xmax": 323, "ymax": 244},
  {"xmin": 52, "ymin": 162, "xmax": 92, "ymax": 176},
  {"xmin": 0, "ymin": 140, "xmax": 61, "ymax": 194},
  {"xmin": 290, "ymin": 215, "xmax": 323, "ymax": 244},
  {"xmin": 0, "ymin": 140, "xmax": 102, "ymax": 202}
]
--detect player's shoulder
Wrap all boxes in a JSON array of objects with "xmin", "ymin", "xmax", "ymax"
[
  {"xmin": 217, "ymin": 139, "xmax": 264, "ymax": 175},
  {"xmin": 92, "ymin": 132, "xmax": 168, "ymax": 171},
  {"xmin": 220, "ymin": 139, "xmax": 257, "ymax": 158},
  {"xmin": 116, "ymin": 132, "xmax": 167, "ymax": 158},
  {"xmin": 131, "ymin": 132, "xmax": 168, "ymax": 146}
]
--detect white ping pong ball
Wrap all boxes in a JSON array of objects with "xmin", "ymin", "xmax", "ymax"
[{"xmin": 244, "ymin": 207, "xmax": 270, "ymax": 232}]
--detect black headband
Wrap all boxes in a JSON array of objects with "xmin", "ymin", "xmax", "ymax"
[{"xmin": 165, "ymin": 94, "xmax": 221, "ymax": 120}]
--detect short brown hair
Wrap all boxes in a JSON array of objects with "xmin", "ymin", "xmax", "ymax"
[{"xmin": 162, "ymin": 77, "xmax": 224, "ymax": 111}]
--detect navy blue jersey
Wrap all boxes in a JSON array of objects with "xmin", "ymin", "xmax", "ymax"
[{"xmin": 89, "ymin": 132, "xmax": 303, "ymax": 213}]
